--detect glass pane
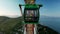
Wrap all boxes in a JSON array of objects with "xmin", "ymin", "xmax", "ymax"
[
  {"xmin": 25, "ymin": 10, "xmax": 38, "ymax": 17},
  {"xmin": 24, "ymin": 10, "xmax": 39, "ymax": 22},
  {"xmin": 35, "ymin": 10, "xmax": 38, "ymax": 17}
]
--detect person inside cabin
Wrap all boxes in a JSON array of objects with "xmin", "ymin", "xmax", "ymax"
[{"xmin": 26, "ymin": 10, "xmax": 34, "ymax": 17}]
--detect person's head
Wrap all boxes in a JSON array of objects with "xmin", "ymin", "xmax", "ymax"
[{"xmin": 24, "ymin": 0, "xmax": 35, "ymax": 4}]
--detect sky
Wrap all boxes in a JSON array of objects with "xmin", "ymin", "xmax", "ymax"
[
  {"xmin": 38, "ymin": 0, "xmax": 60, "ymax": 17},
  {"xmin": 0, "ymin": 0, "xmax": 60, "ymax": 18}
]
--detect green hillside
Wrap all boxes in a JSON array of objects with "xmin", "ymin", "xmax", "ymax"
[{"xmin": 0, "ymin": 16, "xmax": 23, "ymax": 34}]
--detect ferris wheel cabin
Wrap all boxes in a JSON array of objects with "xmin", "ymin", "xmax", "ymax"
[{"xmin": 24, "ymin": 4, "xmax": 42, "ymax": 23}]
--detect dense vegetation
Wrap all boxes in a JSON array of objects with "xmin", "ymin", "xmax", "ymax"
[{"xmin": 0, "ymin": 16, "xmax": 23, "ymax": 34}]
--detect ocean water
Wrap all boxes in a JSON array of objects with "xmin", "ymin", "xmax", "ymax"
[{"xmin": 40, "ymin": 16, "xmax": 60, "ymax": 33}]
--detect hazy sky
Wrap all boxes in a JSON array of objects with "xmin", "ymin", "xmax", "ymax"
[
  {"xmin": 0, "ymin": 0, "xmax": 60, "ymax": 18},
  {"xmin": 0, "ymin": 0, "xmax": 24, "ymax": 18}
]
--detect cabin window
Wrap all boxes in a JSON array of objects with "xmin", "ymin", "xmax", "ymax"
[
  {"xmin": 25, "ymin": 10, "xmax": 38, "ymax": 17},
  {"xmin": 24, "ymin": 9, "xmax": 39, "ymax": 22}
]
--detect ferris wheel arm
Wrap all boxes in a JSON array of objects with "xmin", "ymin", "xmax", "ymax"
[
  {"xmin": 38, "ymin": 4, "xmax": 43, "ymax": 8},
  {"xmin": 19, "ymin": 4, "xmax": 23, "ymax": 14},
  {"xmin": 19, "ymin": 4, "xmax": 42, "ymax": 13}
]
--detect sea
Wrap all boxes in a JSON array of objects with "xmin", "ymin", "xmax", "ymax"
[{"xmin": 40, "ymin": 16, "xmax": 60, "ymax": 34}]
